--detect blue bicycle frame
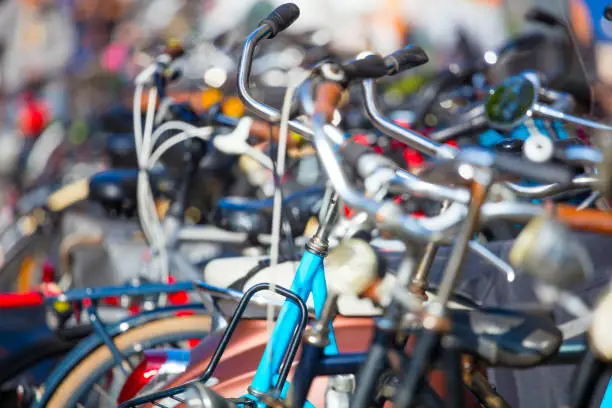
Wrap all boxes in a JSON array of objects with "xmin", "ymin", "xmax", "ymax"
[
  {"xmin": 248, "ymin": 194, "xmax": 341, "ymax": 401},
  {"xmin": 250, "ymin": 250, "xmax": 339, "ymax": 394},
  {"xmin": 602, "ymin": 379, "xmax": 612, "ymax": 407}
]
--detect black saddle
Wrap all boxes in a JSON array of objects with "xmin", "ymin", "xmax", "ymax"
[
  {"xmin": 450, "ymin": 306, "xmax": 562, "ymax": 368},
  {"xmin": 88, "ymin": 169, "xmax": 175, "ymax": 216},
  {"xmin": 214, "ymin": 186, "xmax": 323, "ymax": 236},
  {"xmin": 105, "ymin": 133, "xmax": 138, "ymax": 169}
]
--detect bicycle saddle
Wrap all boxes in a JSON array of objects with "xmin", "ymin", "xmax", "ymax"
[
  {"xmin": 105, "ymin": 133, "xmax": 138, "ymax": 169},
  {"xmin": 449, "ymin": 306, "xmax": 562, "ymax": 368},
  {"xmin": 214, "ymin": 185, "xmax": 324, "ymax": 236},
  {"xmin": 88, "ymin": 169, "xmax": 175, "ymax": 216}
]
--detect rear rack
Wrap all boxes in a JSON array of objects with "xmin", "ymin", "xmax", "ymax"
[{"xmin": 119, "ymin": 282, "xmax": 308, "ymax": 408}]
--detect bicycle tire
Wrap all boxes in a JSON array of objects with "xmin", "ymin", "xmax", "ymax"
[{"xmin": 43, "ymin": 314, "xmax": 211, "ymax": 408}]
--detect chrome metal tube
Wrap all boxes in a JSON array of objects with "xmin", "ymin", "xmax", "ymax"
[
  {"xmin": 479, "ymin": 201, "xmax": 543, "ymax": 223},
  {"xmin": 392, "ymin": 169, "xmax": 470, "ymax": 204},
  {"xmin": 534, "ymin": 103, "xmax": 612, "ymax": 132},
  {"xmin": 312, "ymin": 113, "xmax": 381, "ymax": 216},
  {"xmin": 468, "ymin": 241, "xmax": 516, "ymax": 282},
  {"xmin": 313, "ymin": 115, "xmax": 463, "ymax": 243},
  {"xmin": 361, "ymin": 79, "xmax": 456, "ymax": 159},
  {"xmin": 505, "ymin": 175, "xmax": 596, "ymax": 198},
  {"xmin": 237, "ymin": 26, "xmax": 313, "ymax": 138},
  {"xmin": 563, "ymin": 146, "xmax": 602, "ymax": 166}
]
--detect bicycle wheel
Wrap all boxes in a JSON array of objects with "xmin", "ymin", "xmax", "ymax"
[{"xmin": 43, "ymin": 314, "xmax": 211, "ymax": 408}]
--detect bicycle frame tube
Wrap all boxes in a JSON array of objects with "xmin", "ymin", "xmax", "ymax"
[
  {"xmin": 250, "ymin": 249, "xmax": 339, "ymax": 394},
  {"xmin": 248, "ymin": 192, "xmax": 341, "ymax": 396},
  {"xmin": 602, "ymin": 379, "xmax": 612, "ymax": 407}
]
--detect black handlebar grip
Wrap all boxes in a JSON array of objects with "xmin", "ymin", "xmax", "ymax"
[
  {"xmin": 259, "ymin": 3, "xmax": 300, "ymax": 38},
  {"xmin": 525, "ymin": 7, "xmax": 562, "ymax": 27},
  {"xmin": 493, "ymin": 152, "xmax": 574, "ymax": 185},
  {"xmin": 605, "ymin": 5, "xmax": 612, "ymax": 22},
  {"xmin": 342, "ymin": 55, "xmax": 389, "ymax": 82},
  {"xmin": 384, "ymin": 45, "xmax": 429, "ymax": 76}
]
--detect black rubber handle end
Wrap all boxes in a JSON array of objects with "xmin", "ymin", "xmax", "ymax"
[
  {"xmin": 343, "ymin": 55, "xmax": 389, "ymax": 81},
  {"xmin": 260, "ymin": 3, "xmax": 300, "ymax": 38},
  {"xmin": 606, "ymin": 5, "xmax": 612, "ymax": 22},
  {"xmin": 525, "ymin": 7, "xmax": 561, "ymax": 27},
  {"xmin": 384, "ymin": 45, "xmax": 429, "ymax": 75}
]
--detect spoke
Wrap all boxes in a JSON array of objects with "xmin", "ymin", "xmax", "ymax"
[{"xmin": 93, "ymin": 383, "xmax": 116, "ymax": 404}]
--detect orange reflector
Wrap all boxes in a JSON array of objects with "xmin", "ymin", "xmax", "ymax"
[
  {"xmin": 222, "ymin": 96, "xmax": 245, "ymax": 118},
  {"xmin": 155, "ymin": 199, "xmax": 170, "ymax": 220},
  {"xmin": 17, "ymin": 256, "xmax": 37, "ymax": 293},
  {"xmin": 201, "ymin": 89, "xmax": 223, "ymax": 109}
]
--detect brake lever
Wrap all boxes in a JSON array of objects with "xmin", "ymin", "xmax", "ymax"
[{"xmin": 213, "ymin": 117, "xmax": 275, "ymax": 170}]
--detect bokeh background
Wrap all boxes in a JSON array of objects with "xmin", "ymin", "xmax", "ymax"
[{"xmin": 0, "ymin": 0, "xmax": 603, "ymax": 213}]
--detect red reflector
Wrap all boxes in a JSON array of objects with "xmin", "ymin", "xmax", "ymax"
[{"xmin": 0, "ymin": 292, "xmax": 43, "ymax": 308}]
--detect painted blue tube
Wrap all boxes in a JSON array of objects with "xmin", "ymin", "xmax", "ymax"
[
  {"xmin": 312, "ymin": 264, "xmax": 339, "ymax": 355},
  {"xmin": 601, "ymin": 378, "xmax": 612, "ymax": 407},
  {"xmin": 251, "ymin": 250, "xmax": 328, "ymax": 393}
]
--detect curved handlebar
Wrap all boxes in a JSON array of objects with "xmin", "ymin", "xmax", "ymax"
[
  {"xmin": 361, "ymin": 79, "xmax": 456, "ymax": 159},
  {"xmin": 237, "ymin": 26, "xmax": 314, "ymax": 137}
]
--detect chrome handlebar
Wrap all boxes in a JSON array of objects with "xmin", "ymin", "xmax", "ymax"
[
  {"xmin": 236, "ymin": 24, "xmax": 596, "ymax": 243},
  {"xmin": 360, "ymin": 76, "xmax": 602, "ymax": 199},
  {"xmin": 237, "ymin": 26, "xmax": 313, "ymax": 138},
  {"xmin": 313, "ymin": 112, "xmax": 549, "ymax": 243},
  {"xmin": 361, "ymin": 79, "xmax": 456, "ymax": 159}
]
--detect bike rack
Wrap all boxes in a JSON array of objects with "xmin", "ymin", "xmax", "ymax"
[{"xmin": 119, "ymin": 282, "xmax": 308, "ymax": 408}]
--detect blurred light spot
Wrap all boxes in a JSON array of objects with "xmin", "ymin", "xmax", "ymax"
[
  {"xmin": 357, "ymin": 50, "xmax": 375, "ymax": 60},
  {"xmin": 204, "ymin": 67, "xmax": 227, "ymax": 88},
  {"xmin": 281, "ymin": 47, "xmax": 304, "ymax": 67},
  {"xmin": 222, "ymin": 97, "xmax": 245, "ymax": 118},
  {"xmin": 440, "ymin": 99, "xmax": 453, "ymax": 109},
  {"xmin": 424, "ymin": 113, "xmax": 438, "ymax": 127},
  {"xmin": 458, "ymin": 164, "xmax": 474, "ymax": 180},
  {"xmin": 311, "ymin": 29, "xmax": 331, "ymax": 46},
  {"xmin": 261, "ymin": 69, "xmax": 286, "ymax": 87},
  {"xmin": 484, "ymin": 51, "xmax": 498, "ymax": 65},
  {"xmin": 201, "ymin": 88, "xmax": 222, "ymax": 109},
  {"xmin": 185, "ymin": 207, "xmax": 201, "ymax": 224},
  {"xmin": 383, "ymin": 89, "xmax": 402, "ymax": 106},
  {"xmin": 332, "ymin": 111, "xmax": 342, "ymax": 126}
]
